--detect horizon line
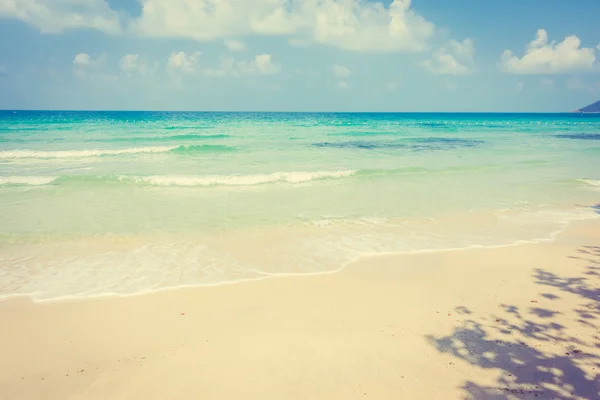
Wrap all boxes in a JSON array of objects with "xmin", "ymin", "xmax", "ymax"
[{"xmin": 0, "ymin": 109, "xmax": 587, "ymax": 114}]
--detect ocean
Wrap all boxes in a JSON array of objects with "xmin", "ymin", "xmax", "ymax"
[{"xmin": 1, "ymin": 111, "xmax": 599, "ymax": 301}]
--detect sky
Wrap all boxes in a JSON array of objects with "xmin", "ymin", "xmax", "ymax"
[{"xmin": 0, "ymin": 0, "xmax": 599, "ymax": 112}]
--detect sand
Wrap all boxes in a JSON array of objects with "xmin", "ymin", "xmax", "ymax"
[{"xmin": 0, "ymin": 219, "xmax": 599, "ymax": 400}]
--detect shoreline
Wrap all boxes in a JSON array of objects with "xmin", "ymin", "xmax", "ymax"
[
  {"xmin": 1, "ymin": 218, "xmax": 599, "ymax": 399},
  {"xmin": 2, "ymin": 210, "xmax": 598, "ymax": 305}
]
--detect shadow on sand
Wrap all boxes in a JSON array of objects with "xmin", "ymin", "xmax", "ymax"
[{"xmin": 427, "ymin": 245, "xmax": 600, "ymax": 399}]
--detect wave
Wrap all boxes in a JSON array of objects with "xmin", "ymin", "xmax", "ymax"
[
  {"xmin": 0, "ymin": 176, "xmax": 57, "ymax": 186},
  {"xmin": 0, "ymin": 169, "xmax": 444, "ymax": 187},
  {"xmin": 1, "ymin": 163, "xmax": 548, "ymax": 188},
  {"xmin": 0, "ymin": 170, "xmax": 357, "ymax": 187},
  {"xmin": 0, "ymin": 144, "xmax": 237, "ymax": 159},
  {"xmin": 169, "ymin": 144, "xmax": 237, "ymax": 155},
  {"xmin": 119, "ymin": 171, "xmax": 357, "ymax": 186},
  {"xmin": 3, "ymin": 205, "xmax": 597, "ymax": 302},
  {"xmin": 578, "ymin": 179, "xmax": 600, "ymax": 187},
  {"xmin": 1, "ymin": 133, "xmax": 230, "ymax": 144}
]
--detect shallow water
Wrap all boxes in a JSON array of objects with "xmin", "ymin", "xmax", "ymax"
[{"xmin": 1, "ymin": 111, "xmax": 599, "ymax": 301}]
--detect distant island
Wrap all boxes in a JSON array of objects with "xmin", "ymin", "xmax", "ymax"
[{"xmin": 573, "ymin": 100, "xmax": 600, "ymax": 113}]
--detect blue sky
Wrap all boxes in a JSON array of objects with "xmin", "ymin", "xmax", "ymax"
[{"xmin": 1, "ymin": 0, "xmax": 599, "ymax": 112}]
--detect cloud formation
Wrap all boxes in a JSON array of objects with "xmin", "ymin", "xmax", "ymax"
[
  {"xmin": 166, "ymin": 51, "xmax": 281, "ymax": 77},
  {"xmin": 237, "ymin": 54, "xmax": 280, "ymax": 75},
  {"xmin": 71, "ymin": 52, "xmax": 115, "ymax": 82},
  {"xmin": 120, "ymin": 54, "xmax": 156, "ymax": 77},
  {"xmin": 1, "ymin": 0, "xmax": 446, "ymax": 54},
  {"xmin": 72, "ymin": 52, "xmax": 107, "ymax": 70},
  {"xmin": 73, "ymin": 53, "xmax": 92, "ymax": 67},
  {"xmin": 203, "ymin": 54, "xmax": 281, "ymax": 77},
  {"xmin": 423, "ymin": 39, "xmax": 475, "ymax": 75},
  {"xmin": 167, "ymin": 51, "xmax": 202, "ymax": 74},
  {"xmin": 132, "ymin": 0, "xmax": 435, "ymax": 52},
  {"xmin": 0, "ymin": 0, "xmax": 121, "ymax": 34},
  {"xmin": 120, "ymin": 54, "xmax": 139, "ymax": 72},
  {"xmin": 500, "ymin": 29, "xmax": 597, "ymax": 74}
]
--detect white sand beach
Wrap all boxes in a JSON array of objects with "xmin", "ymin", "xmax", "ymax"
[{"xmin": 1, "ymin": 218, "xmax": 598, "ymax": 399}]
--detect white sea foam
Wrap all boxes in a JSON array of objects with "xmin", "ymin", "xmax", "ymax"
[
  {"xmin": 0, "ymin": 176, "xmax": 58, "ymax": 185},
  {"xmin": 1, "ymin": 206, "xmax": 596, "ymax": 303},
  {"xmin": 120, "ymin": 170, "xmax": 357, "ymax": 187},
  {"xmin": 578, "ymin": 179, "xmax": 600, "ymax": 187},
  {"xmin": 0, "ymin": 146, "xmax": 177, "ymax": 159}
]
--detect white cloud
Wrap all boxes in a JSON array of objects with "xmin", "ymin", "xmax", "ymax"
[
  {"xmin": 423, "ymin": 38, "xmax": 475, "ymax": 75},
  {"xmin": 120, "ymin": 54, "xmax": 139, "ymax": 72},
  {"xmin": 167, "ymin": 51, "xmax": 202, "ymax": 73},
  {"xmin": 203, "ymin": 53, "xmax": 281, "ymax": 77},
  {"xmin": 225, "ymin": 40, "xmax": 246, "ymax": 52},
  {"xmin": 332, "ymin": 64, "xmax": 351, "ymax": 79},
  {"xmin": 238, "ymin": 54, "xmax": 280, "ymax": 75},
  {"xmin": 72, "ymin": 52, "xmax": 107, "ymax": 70},
  {"xmin": 337, "ymin": 81, "xmax": 349, "ymax": 89},
  {"xmin": 71, "ymin": 52, "xmax": 115, "ymax": 82},
  {"xmin": 3, "ymin": 0, "xmax": 443, "ymax": 54},
  {"xmin": 0, "ymin": 0, "xmax": 121, "ymax": 34},
  {"xmin": 73, "ymin": 53, "xmax": 92, "ymax": 67},
  {"xmin": 132, "ymin": 0, "xmax": 435, "ymax": 52},
  {"xmin": 120, "ymin": 54, "xmax": 156, "ymax": 77},
  {"xmin": 500, "ymin": 29, "xmax": 598, "ymax": 75}
]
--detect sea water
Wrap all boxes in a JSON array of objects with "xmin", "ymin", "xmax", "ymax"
[{"xmin": 0, "ymin": 111, "xmax": 598, "ymax": 301}]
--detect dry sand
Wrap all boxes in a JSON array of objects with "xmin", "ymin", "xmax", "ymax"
[{"xmin": 0, "ymin": 219, "xmax": 599, "ymax": 399}]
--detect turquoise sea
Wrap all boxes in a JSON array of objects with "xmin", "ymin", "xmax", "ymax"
[{"xmin": 1, "ymin": 111, "xmax": 599, "ymax": 301}]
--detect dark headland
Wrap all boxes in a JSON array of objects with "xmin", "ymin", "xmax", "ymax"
[{"xmin": 573, "ymin": 100, "xmax": 600, "ymax": 113}]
